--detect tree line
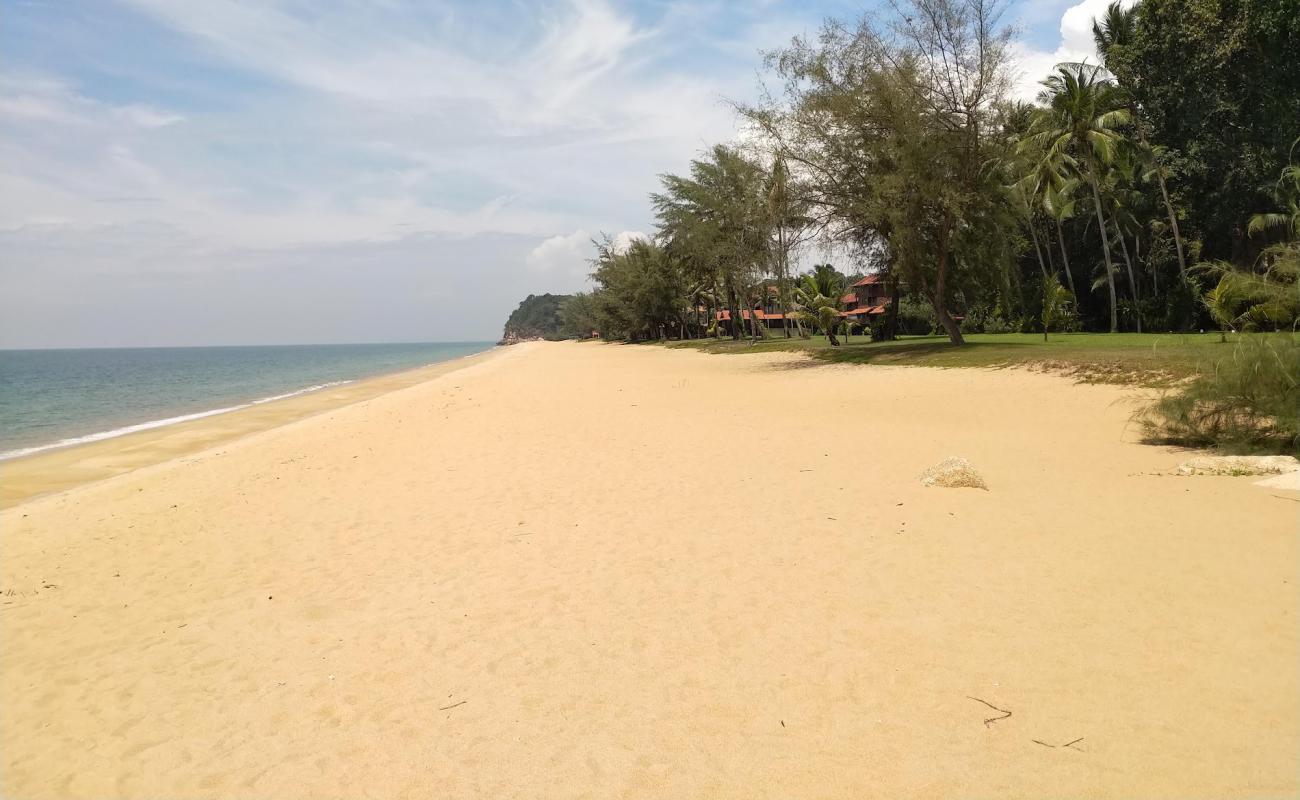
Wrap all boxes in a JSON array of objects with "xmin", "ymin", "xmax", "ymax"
[{"xmin": 554, "ymin": 0, "xmax": 1298, "ymax": 346}]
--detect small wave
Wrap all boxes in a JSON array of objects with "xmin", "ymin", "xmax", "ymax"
[
  {"xmin": 0, "ymin": 380, "xmax": 356, "ymax": 461},
  {"xmin": 250, "ymin": 379, "xmax": 353, "ymax": 405}
]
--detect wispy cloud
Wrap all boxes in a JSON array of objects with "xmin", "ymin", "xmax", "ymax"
[{"xmin": 0, "ymin": 0, "xmax": 1079, "ymax": 346}]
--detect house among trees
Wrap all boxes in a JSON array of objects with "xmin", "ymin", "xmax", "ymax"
[
  {"xmin": 715, "ymin": 286, "xmax": 789, "ymax": 334},
  {"xmin": 839, "ymin": 274, "xmax": 893, "ymax": 321}
]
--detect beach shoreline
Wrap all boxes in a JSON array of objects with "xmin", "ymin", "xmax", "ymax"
[
  {"xmin": 2, "ymin": 341, "xmax": 1295, "ymax": 799},
  {"xmin": 0, "ymin": 345, "xmax": 505, "ymax": 508}
]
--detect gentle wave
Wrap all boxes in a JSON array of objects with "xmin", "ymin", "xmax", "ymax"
[{"xmin": 0, "ymin": 379, "xmax": 355, "ymax": 461}]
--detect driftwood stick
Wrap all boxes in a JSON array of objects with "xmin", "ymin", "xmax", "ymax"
[
  {"xmin": 1063, "ymin": 737, "xmax": 1085, "ymax": 750},
  {"xmin": 438, "ymin": 700, "xmax": 467, "ymax": 711},
  {"xmin": 966, "ymin": 696, "xmax": 1012, "ymax": 727}
]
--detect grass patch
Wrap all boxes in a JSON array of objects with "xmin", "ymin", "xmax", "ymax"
[
  {"xmin": 1139, "ymin": 334, "xmax": 1300, "ymax": 455},
  {"xmin": 665, "ymin": 332, "xmax": 1240, "ymax": 386}
]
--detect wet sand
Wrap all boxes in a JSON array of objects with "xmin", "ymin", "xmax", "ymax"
[{"xmin": 0, "ymin": 347, "xmax": 502, "ymax": 507}]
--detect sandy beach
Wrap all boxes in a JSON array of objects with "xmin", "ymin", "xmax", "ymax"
[{"xmin": 1, "ymin": 341, "xmax": 1295, "ymax": 799}]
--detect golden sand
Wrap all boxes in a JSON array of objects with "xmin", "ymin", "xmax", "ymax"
[{"xmin": 2, "ymin": 341, "xmax": 1295, "ymax": 798}]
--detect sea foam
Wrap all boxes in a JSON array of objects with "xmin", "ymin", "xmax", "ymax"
[{"xmin": 0, "ymin": 380, "xmax": 353, "ymax": 461}]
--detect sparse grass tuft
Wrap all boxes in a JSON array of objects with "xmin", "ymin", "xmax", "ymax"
[{"xmin": 1139, "ymin": 334, "xmax": 1300, "ymax": 455}]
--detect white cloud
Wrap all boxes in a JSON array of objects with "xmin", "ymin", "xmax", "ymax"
[
  {"xmin": 526, "ymin": 230, "xmax": 592, "ymax": 274},
  {"xmin": 115, "ymin": 104, "xmax": 185, "ymax": 128},
  {"xmin": 524, "ymin": 228, "xmax": 646, "ymax": 277},
  {"xmin": 611, "ymin": 230, "xmax": 648, "ymax": 253},
  {"xmin": 1010, "ymin": 0, "xmax": 1137, "ymax": 101}
]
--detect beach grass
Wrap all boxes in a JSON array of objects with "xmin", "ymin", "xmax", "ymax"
[{"xmin": 664, "ymin": 331, "xmax": 1245, "ymax": 385}]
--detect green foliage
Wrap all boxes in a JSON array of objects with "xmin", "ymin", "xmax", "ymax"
[
  {"xmin": 1113, "ymin": 0, "xmax": 1300, "ymax": 262},
  {"xmin": 502, "ymin": 294, "xmax": 575, "ymax": 341},
  {"xmin": 894, "ymin": 295, "xmax": 938, "ymax": 335},
  {"xmin": 512, "ymin": 0, "xmax": 1297, "ymax": 375},
  {"xmin": 1041, "ymin": 274, "xmax": 1075, "ymax": 340},
  {"xmin": 559, "ymin": 293, "xmax": 599, "ymax": 339},
  {"xmin": 1141, "ymin": 334, "xmax": 1300, "ymax": 454},
  {"xmin": 588, "ymin": 236, "xmax": 687, "ymax": 341}
]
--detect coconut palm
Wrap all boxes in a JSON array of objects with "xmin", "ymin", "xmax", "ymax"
[
  {"xmin": 815, "ymin": 305, "xmax": 843, "ymax": 346},
  {"xmin": 1092, "ymin": 2, "xmax": 1190, "ymax": 285},
  {"xmin": 1042, "ymin": 177, "xmax": 1080, "ymax": 297},
  {"xmin": 1041, "ymin": 273, "xmax": 1074, "ymax": 341},
  {"xmin": 1091, "ymin": 1, "xmax": 1136, "ymax": 61},
  {"xmin": 1023, "ymin": 62, "xmax": 1132, "ymax": 332},
  {"xmin": 794, "ymin": 267, "xmax": 847, "ymax": 342},
  {"xmin": 1248, "ymin": 139, "xmax": 1300, "ymax": 241}
]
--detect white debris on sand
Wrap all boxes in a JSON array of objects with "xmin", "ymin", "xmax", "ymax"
[
  {"xmin": 1254, "ymin": 472, "xmax": 1300, "ymax": 491},
  {"xmin": 920, "ymin": 457, "xmax": 988, "ymax": 490},
  {"xmin": 1175, "ymin": 455, "xmax": 1300, "ymax": 477}
]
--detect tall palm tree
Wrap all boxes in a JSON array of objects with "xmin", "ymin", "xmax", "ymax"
[
  {"xmin": 1091, "ymin": 1, "xmax": 1135, "ymax": 65},
  {"xmin": 1042, "ymin": 177, "xmax": 1080, "ymax": 297},
  {"xmin": 1023, "ymin": 63, "xmax": 1132, "ymax": 332},
  {"xmin": 1093, "ymin": 2, "xmax": 1189, "ymax": 284}
]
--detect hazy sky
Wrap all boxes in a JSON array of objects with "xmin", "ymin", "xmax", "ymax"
[{"xmin": 0, "ymin": 0, "xmax": 1122, "ymax": 348}]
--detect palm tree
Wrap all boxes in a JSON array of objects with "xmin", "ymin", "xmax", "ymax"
[
  {"xmin": 1091, "ymin": 3, "xmax": 1133, "ymax": 62},
  {"xmin": 815, "ymin": 305, "xmax": 843, "ymax": 346},
  {"xmin": 1042, "ymin": 177, "xmax": 1080, "ymax": 297},
  {"xmin": 1093, "ymin": 2, "xmax": 1189, "ymax": 284},
  {"xmin": 1248, "ymin": 139, "xmax": 1300, "ymax": 241},
  {"xmin": 794, "ymin": 266, "xmax": 846, "ymax": 343},
  {"xmin": 1200, "ymin": 272, "xmax": 1244, "ymax": 342},
  {"xmin": 1140, "ymin": 146, "xmax": 1189, "ymax": 284},
  {"xmin": 1023, "ymin": 63, "xmax": 1132, "ymax": 332},
  {"xmin": 1041, "ymin": 273, "xmax": 1074, "ymax": 341}
]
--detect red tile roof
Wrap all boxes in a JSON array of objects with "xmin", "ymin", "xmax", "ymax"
[
  {"xmin": 852, "ymin": 274, "xmax": 885, "ymax": 287},
  {"xmin": 716, "ymin": 310, "xmax": 787, "ymax": 321},
  {"xmin": 840, "ymin": 292, "xmax": 857, "ymax": 304},
  {"xmin": 839, "ymin": 304, "xmax": 887, "ymax": 317}
]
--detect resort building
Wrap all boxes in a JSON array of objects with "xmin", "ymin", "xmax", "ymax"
[{"xmin": 840, "ymin": 274, "xmax": 894, "ymax": 321}]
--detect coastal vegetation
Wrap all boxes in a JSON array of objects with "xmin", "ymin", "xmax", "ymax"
[
  {"xmin": 527, "ymin": 0, "xmax": 1299, "ymax": 453},
  {"xmin": 501, "ymin": 293, "xmax": 582, "ymax": 342}
]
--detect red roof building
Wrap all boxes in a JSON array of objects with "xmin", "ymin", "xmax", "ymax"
[{"xmin": 840, "ymin": 273, "xmax": 895, "ymax": 319}]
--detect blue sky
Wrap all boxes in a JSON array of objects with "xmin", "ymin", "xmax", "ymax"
[{"xmin": 0, "ymin": 0, "xmax": 1121, "ymax": 347}]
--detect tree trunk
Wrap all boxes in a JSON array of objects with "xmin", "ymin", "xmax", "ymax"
[
  {"xmin": 1156, "ymin": 168, "xmax": 1188, "ymax": 283},
  {"xmin": 1114, "ymin": 222, "xmax": 1142, "ymax": 332},
  {"xmin": 1054, "ymin": 217, "xmax": 1076, "ymax": 297},
  {"xmin": 1087, "ymin": 167, "xmax": 1119, "ymax": 333},
  {"xmin": 1138, "ymin": 234, "xmax": 1155, "ymax": 297},
  {"xmin": 726, "ymin": 285, "xmax": 741, "ymax": 341},
  {"xmin": 778, "ymin": 229, "xmax": 792, "ymax": 339},
  {"xmin": 1028, "ymin": 221, "xmax": 1049, "ymax": 277},
  {"xmin": 931, "ymin": 245, "xmax": 965, "ymax": 345},
  {"xmin": 882, "ymin": 278, "xmax": 901, "ymax": 341}
]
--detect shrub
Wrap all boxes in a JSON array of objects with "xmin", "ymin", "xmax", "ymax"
[{"xmin": 1140, "ymin": 334, "xmax": 1300, "ymax": 454}]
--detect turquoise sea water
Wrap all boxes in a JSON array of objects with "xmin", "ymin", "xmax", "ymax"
[{"xmin": 0, "ymin": 342, "xmax": 494, "ymax": 459}]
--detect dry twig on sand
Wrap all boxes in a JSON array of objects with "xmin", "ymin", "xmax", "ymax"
[{"xmin": 966, "ymin": 696, "xmax": 1011, "ymax": 727}]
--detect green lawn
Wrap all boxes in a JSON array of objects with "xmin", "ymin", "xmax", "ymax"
[{"xmin": 664, "ymin": 331, "xmax": 1248, "ymax": 385}]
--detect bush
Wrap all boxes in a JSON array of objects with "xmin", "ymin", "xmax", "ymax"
[
  {"xmin": 1140, "ymin": 334, "xmax": 1300, "ymax": 454},
  {"xmin": 896, "ymin": 295, "xmax": 938, "ymax": 335}
]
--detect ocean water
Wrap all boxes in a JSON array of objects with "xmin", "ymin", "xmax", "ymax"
[{"xmin": 0, "ymin": 342, "xmax": 493, "ymax": 460}]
